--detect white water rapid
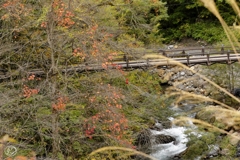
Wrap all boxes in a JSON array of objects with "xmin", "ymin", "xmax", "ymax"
[
  {"xmin": 150, "ymin": 125, "xmax": 188, "ymax": 160},
  {"xmin": 150, "ymin": 108, "xmax": 200, "ymax": 160}
]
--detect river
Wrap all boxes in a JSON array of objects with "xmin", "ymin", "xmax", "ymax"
[{"xmin": 149, "ymin": 104, "xmax": 201, "ymax": 160}]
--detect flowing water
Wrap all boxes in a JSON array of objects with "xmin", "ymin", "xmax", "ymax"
[
  {"xmin": 150, "ymin": 104, "xmax": 200, "ymax": 160},
  {"xmin": 150, "ymin": 125, "xmax": 188, "ymax": 160}
]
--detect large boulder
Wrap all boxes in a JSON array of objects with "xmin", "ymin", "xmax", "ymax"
[
  {"xmin": 135, "ymin": 129, "xmax": 152, "ymax": 153},
  {"xmin": 155, "ymin": 134, "xmax": 176, "ymax": 144}
]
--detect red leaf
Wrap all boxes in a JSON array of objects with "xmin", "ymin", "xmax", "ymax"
[{"xmin": 125, "ymin": 78, "xmax": 129, "ymax": 84}]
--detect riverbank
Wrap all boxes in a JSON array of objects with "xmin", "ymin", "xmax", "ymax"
[{"xmin": 144, "ymin": 60, "xmax": 240, "ymax": 159}]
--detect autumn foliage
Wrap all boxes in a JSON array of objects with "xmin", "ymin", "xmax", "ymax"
[
  {"xmin": 84, "ymin": 84, "xmax": 134, "ymax": 147},
  {"xmin": 52, "ymin": 96, "xmax": 69, "ymax": 111},
  {"xmin": 1, "ymin": 0, "xmax": 28, "ymax": 21},
  {"xmin": 0, "ymin": 0, "xmax": 168, "ymax": 159},
  {"xmin": 22, "ymin": 75, "xmax": 39, "ymax": 98},
  {"xmin": 41, "ymin": 0, "xmax": 74, "ymax": 28}
]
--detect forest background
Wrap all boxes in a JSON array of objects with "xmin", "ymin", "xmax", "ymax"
[{"xmin": 0, "ymin": 0, "xmax": 239, "ymax": 159}]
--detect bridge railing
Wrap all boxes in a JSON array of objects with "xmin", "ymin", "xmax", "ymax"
[
  {"xmin": 110, "ymin": 46, "xmax": 240, "ymax": 67},
  {"xmin": 158, "ymin": 46, "xmax": 240, "ymax": 58},
  {"xmin": 77, "ymin": 45, "xmax": 240, "ymax": 69},
  {"xmin": 106, "ymin": 46, "xmax": 240, "ymax": 63}
]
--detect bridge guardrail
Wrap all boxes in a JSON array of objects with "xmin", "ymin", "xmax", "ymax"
[
  {"xmin": 1, "ymin": 46, "xmax": 240, "ymax": 81},
  {"xmin": 158, "ymin": 47, "xmax": 240, "ymax": 58}
]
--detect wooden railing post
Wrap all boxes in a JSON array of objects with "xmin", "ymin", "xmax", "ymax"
[
  {"xmin": 227, "ymin": 49, "xmax": 231, "ymax": 64},
  {"xmin": 207, "ymin": 51, "xmax": 210, "ymax": 65},
  {"xmin": 182, "ymin": 50, "xmax": 185, "ymax": 55},
  {"xmin": 221, "ymin": 44, "xmax": 224, "ymax": 54},
  {"xmin": 147, "ymin": 58, "xmax": 149, "ymax": 67},
  {"xmin": 163, "ymin": 51, "xmax": 166, "ymax": 56},
  {"xmin": 202, "ymin": 46, "xmax": 205, "ymax": 56},
  {"xmin": 123, "ymin": 54, "xmax": 129, "ymax": 68},
  {"xmin": 123, "ymin": 54, "xmax": 126, "ymax": 61},
  {"xmin": 187, "ymin": 53, "xmax": 190, "ymax": 65}
]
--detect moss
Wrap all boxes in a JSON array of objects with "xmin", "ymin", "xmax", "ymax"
[
  {"xmin": 213, "ymin": 121, "xmax": 226, "ymax": 130},
  {"xmin": 183, "ymin": 140, "xmax": 208, "ymax": 159},
  {"xmin": 184, "ymin": 128, "xmax": 239, "ymax": 159},
  {"xmin": 201, "ymin": 132, "xmax": 217, "ymax": 144},
  {"xmin": 126, "ymin": 70, "xmax": 162, "ymax": 94},
  {"xmin": 183, "ymin": 131, "xmax": 218, "ymax": 159},
  {"xmin": 219, "ymin": 136, "xmax": 236, "ymax": 157}
]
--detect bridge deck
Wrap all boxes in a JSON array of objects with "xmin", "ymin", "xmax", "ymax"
[{"xmin": 0, "ymin": 46, "xmax": 240, "ymax": 80}]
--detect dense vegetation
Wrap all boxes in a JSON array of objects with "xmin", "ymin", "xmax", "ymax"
[
  {"xmin": 0, "ymin": 0, "xmax": 170, "ymax": 159},
  {"xmin": 160, "ymin": 0, "xmax": 238, "ymax": 43},
  {"xmin": 0, "ymin": 0, "xmax": 240, "ymax": 159}
]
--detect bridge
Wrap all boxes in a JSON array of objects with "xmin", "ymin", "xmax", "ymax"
[
  {"xmin": 0, "ymin": 46, "xmax": 240, "ymax": 80},
  {"xmin": 115, "ymin": 48, "xmax": 240, "ymax": 68},
  {"xmin": 28, "ymin": 46, "xmax": 240, "ymax": 73},
  {"xmin": 158, "ymin": 46, "xmax": 240, "ymax": 65}
]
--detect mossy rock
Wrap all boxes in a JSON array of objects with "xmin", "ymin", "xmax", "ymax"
[
  {"xmin": 183, "ymin": 131, "xmax": 218, "ymax": 159},
  {"xmin": 195, "ymin": 107, "xmax": 215, "ymax": 123},
  {"xmin": 219, "ymin": 136, "xmax": 237, "ymax": 157},
  {"xmin": 135, "ymin": 129, "xmax": 152, "ymax": 153},
  {"xmin": 195, "ymin": 106, "xmax": 240, "ymax": 131},
  {"xmin": 182, "ymin": 140, "xmax": 208, "ymax": 159}
]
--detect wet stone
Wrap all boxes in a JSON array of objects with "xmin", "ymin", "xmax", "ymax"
[
  {"xmin": 135, "ymin": 129, "xmax": 152, "ymax": 153},
  {"xmin": 155, "ymin": 134, "xmax": 176, "ymax": 144},
  {"xmin": 161, "ymin": 120, "xmax": 172, "ymax": 129},
  {"xmin": 236, "ymin": 142, "xmax": 240, "ymax": 157},
  {"xmin": 207, "ymin": 145, "xmax": 220, "ymax": 158},
  {"xmin": 180, "ymin": 71, "xmax": 185, "ymax": 76}
]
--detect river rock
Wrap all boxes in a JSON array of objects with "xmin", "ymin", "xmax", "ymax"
[
  {"xmin": 157, "ymin": 65, "xmax": 214, "ymax": 97},
  {"xmin": 150, "ymin": 124, "xmax": 161, "ymax": 131},
  {"xmin": 192, "ymin": 79, "xmax": 205, "ymax": 88},
  {"xmin": 170, "ymin": 67, "xmax": 182, "ymax": 74},
  {"xmin": 180, "ymin": 71, "xmax": 185, "ymax": 76},
  {"xmin": 185, "ymin": 87, "xmax": 195, "ymax": 92},
  {"xmin": 236, "ymin": 142, "xmax": 240, "ymax": 157},
  {"xmin": 135, "ymin": 129, "xmax": 152, "ymax": 153},
  {"xmin": 207, "ymin": 145, "xmax": 220, "ymax": 158},
  {"xmin": 220, "ymin": 148, "xmax": 231, "ymax": 156},
  {"xmin": 161, "ymin": 120, "xmax": 172, "ymax": 129},
  {"xmin": 155, "ymin": 134, "xmax": 176, "ymax": 144},
  {"xmin": 151, "ymin": 122, "xmax": 163, "ymax": 131},
  {"xmin": 177, "ymin": 84, "xmax": 185, "ymax": 90},
  {"xmin": 177, "ymin": 76, "xmax": 185, "ymax": 81},
  {"xmin": 229, "ymin": 132, "xmax": 240, "ymax": 145},
  {"xmin": 161, "ymin": 72, "xmax": 174, "ymax": 84},
  {"xmin": 185, "ymin": 70, "xmax": 194, "ymax": 76},
  {"xmin": 158, "ymin": 69, "xmax": 165, "ymax": 77}
]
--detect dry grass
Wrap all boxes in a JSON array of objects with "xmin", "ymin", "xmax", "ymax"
[{"xmin": 87, "ymin": 146, "xmax": 157, "ymax": 160}]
